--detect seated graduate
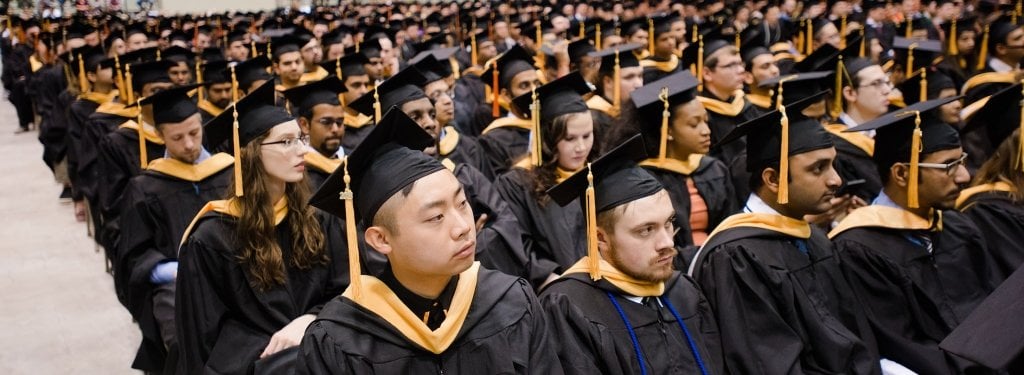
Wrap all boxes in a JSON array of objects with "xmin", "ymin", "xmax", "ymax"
[
  {"xmin": 281, "ymin": 76, "xmax": 348, "ymax": 188},
  {"xmin": 175, "ymin": 81, "xmax": 347, "ymax": 375},
  {"xmin": 586, "ymin": 43, "xmax": 645, "ymax": 137},
  {"xmin": 618, "ymin": 71, "xmax": 737, "ymax": 262},
  {"xmin": 196, "ymin": 60, "xmax": 232, "ymax": 123},
  {"xmin": 688, "ymin": 97, "xmax": 880, "ymax": 374},
  {"xmin": 494, "ymin": 72, "xmax": 599, "ymax": 289},
  {"xmin": 299, "ymin": 108, "xmax": 563, "ymax": 374},
  {"xmin": 476, "ymin": 45, "xmax": 543, "ymax": 178},
  {"xmin": 319, "ymin": 53, "xmax": 374, "ymax": 151},
  {"xmin": 540, "ymin": 135, "xmax": 725, "ymax": 375},
  {"xmin": 957, "ymin": 83, "xmax": 1024, "ymax": 287},
  {"xmin": 829, "ymin": 97, "xmax": 995, "ymax": 374},
  {"xmin": 347, "ymin": 66, "xmax": 529, "ymax": 279},
  {"xmin": 115, "ymin": 85, "xmax": 234, "ymax": 373}
]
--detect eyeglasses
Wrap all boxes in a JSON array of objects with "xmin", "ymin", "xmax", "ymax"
[
  {"xmin": 714, "ymin": 61, "xmax": 745, "ymax": 71},
  {"xmin": 427, "ymin": 89, "xmax": 454, "ymax": 103},
  {"xmin": 316, "ymin": 117, "xmax": 344, "ymax": 128},
  {"xmin": 858, "ymin": 79, "xmax": 894, "ymax": 90},
  {"xmin": 261, "ymin": 135, "xmax": 310, "ymax": 148},
  {"xmin": 914, "ymin": 153, "xmax": 968, "ymax": 176}
]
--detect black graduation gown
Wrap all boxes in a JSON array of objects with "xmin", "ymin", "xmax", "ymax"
[
  {"xmin": 478, "ymin": 119, "xmax": 531, "ymax": 179},
  {"xmin": 450, "ymin": 163, "xmax": 528, "ymax": 279},
  {"xmin": 341, "ymin": 112, "xmax": 374, "ymax": 152},
  {"xmin": 642, "ymin": 156, "xmax": 738, "ymax": 264},
  {"xmin": 495, "ymin": 167, "xmax": 586, "ymax": 288},
  {"xmin": 831, "ymin": 209, "xmax": 995, "ymax": 374},
  {"xmin": 826, "ymin": 123, "xmax": 883, "ymax": 201},
  {"xmin": 66, "ymin": 96, "xmax": 104, "ymax": 201},
  {"xmin": 176, "ymin": 211, "xmax": 348, "ymax": 375},
  {"xmin": 32, "ymin": 65, "xmax": 69, "ymax": 171},
  {"xmin": 440, "ymin": 126, "xmax": 492, "ymax": 179},
  {"xmin": 540, "ymin": 272, "xmax": 725, "ymax": 375},
  {"xmin": 296, "ymin": 268, "xmax": 564, "ymax": 374},
  {"xmin": 640, "ymin": 55, "xmax": 683, "ymax": 83},
  {"xmin": 701, "ymin": 92, "xmax": 759, "ymax": 164},
  {"xmin": 98, "ymin": 125, "xmax": 166, "ymax": 252},
  {"xmin": 959, "ymin": 190, "xmax": 1024, "ymax": 287},
  {"xmin": 453, "ymin": 73, "xmax": 488, "ymax": 137},
  {"xmin": 79, "ymin": 110, "xmax": 131, "ymax": 204},
  {"xmin": 115, "ymin": 158, "xmax": 232, "ymax": 372},
  {"xmin": 3, "ymin": 44, "xmax": 35, "ymax": 127},
  {"xmin": 690, "ymin": 222, "xmax": 880, "ymax": 374}
]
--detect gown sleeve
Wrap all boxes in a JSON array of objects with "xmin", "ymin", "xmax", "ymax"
[
  {"xmin": 494, "ymin": 171, "xmax": 560, "ymax": 288},
  {"xmin": 460, "ymin": 165, "xmax": 529, "ymax": 278}
]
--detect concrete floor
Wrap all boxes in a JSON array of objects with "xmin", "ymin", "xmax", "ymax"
[{"xmin": 0, "ymin": 103, "xmax": 141, "ymax": 373}]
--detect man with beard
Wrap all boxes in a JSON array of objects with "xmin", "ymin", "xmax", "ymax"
[
  {"xmin": 115, "ymin": 85, "xmax": 233, "ymax": 374},
  {"xmin": 640, "ymin": 14, "xmax": 683, "ymax": 83},
  {"xmin": 689, "ymin": 98, "xmax": 879, "ymax": 374},
  {"xmin": 319, "ymin": 53, "xmax": 373, "ymax": 151},
  {"xmin": 830, "ymin": 97, "xmax": 994, "ymax": 374},
  {"xmin": 541, "ymin": 135, "xmax": 725, "ymax": 375},
  {"xmin": 476, "ymin": 45, "xmax": 541, "ymax": 178},
  {"xmin": 162, "ymin": 46, "xmax": 195, "ymax": 86},
  {"xmin": 282, "ymin": 76, "xmax": 348, "ymax": 188},
  {"xmin": 196, "ymin": 60, "xmax": 232, "ymax": 123},
  {"xmin": 348, "ymin": 66, "xmax": 529, "ymax": 281}
]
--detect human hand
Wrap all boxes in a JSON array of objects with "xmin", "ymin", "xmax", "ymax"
[{"xmin": 260, "ymin": 314, "xmax": 316, "ymax": 359}]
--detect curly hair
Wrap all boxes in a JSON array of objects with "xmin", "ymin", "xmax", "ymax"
[{"xmin": 527, "ymin": 111, "xmax": 601, "ymax": 205}]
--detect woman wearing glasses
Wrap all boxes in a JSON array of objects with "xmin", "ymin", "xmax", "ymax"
[
  {"xmin": 830, "ymin": 97, "xmax": 995, "ymax": 375},
  {"xmin": 176, "ymin": 82, "xmax": 347, "ymax": 374}
]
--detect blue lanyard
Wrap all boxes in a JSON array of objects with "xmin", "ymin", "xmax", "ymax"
[{"xmin": 605, "ymin": 292, "xmax": 710, "ymax": 375}]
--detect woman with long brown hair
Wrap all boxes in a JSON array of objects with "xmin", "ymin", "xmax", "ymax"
[
  {"xmin": 494, "ymin": 72, "xmax": 600, "ymax": 289},
  {"xmin": 176, "ymin": 82, "xmax": 346, "ymax": 374}
]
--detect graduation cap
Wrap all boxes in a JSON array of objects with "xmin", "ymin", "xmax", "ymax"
[
  {"xmin": 758, "ymin": 71, "xmax": 834, "ymax": 110},
  {"xmin": 409, "ymin": 54, "xmax": 451, "ymax": 84},
  {"xmin": 125, "ymin": 22, "xmax": 148, "ymax": 39},
  {"xmin": 271, "ymin": 33, "xmax": 302, "ymax": 58},
  {"xmin": 568, "ymin": 39, "xmax": 596, "ymax": 66},
  {"xmin": 282, "ymin": 76, "xmax": 346, "ymax": 118},
  {"xmin": 162, "ymin": 46, "xmax": 194, "ymax": 63},
  {"xmin": 321, "ymin": 53, "xmax": 370, "ymax": 83},
  {"xmin": 349, "ymin": 66, "xmax": 428, "ymax": 123},
  {"xmin": 939, "ymin": 16, "xmax": 977, "ymax": 57},
  {"xmin": 481, "ymin": 45, "xmax": 536, "ymax": 117},
  {"xmin": 412, "ymin": 33, "xmax": 450, "ymax": 54},
  {"xmin": 962, "ymin": 83, "xmax": 1024, "ymax": 161},
  {"xmin": 631, "ymin": 71, "xmax": 700, "ymax": 160},
  {"xmin": 716, "ymin": 91, "xmax": 835, "ymax": 204},
  {"xmin": 140, "ymin": 83, "xmax": 202, "ymax": 125},
  {"xmin": 231, "ymin": 54, "xmax": 272, "ymax": 91},
  {"xmin": 226, "ymin": 29, "xmax": 248, "ymax": 44},
  {"xmin": 589, "ymin": 43, "xmax": 644, "ymax": 111},
  {"xmin": 739, "ymin": 24, "xmax": 773, "ymax": 67},
  {"xmin": 308, "ymin": 107, "xmax": 441, "ymax": 300},
  {"xmin": 980, "ymin": 15, "xmax": 1024, "ymax": 71},
  {"xmin": 202, "ymin": 60, "xmax": 232, "ymax": 84},
  {"xmin": 201, "ymin": 47, "xmax": 225, "ymax": 63},
  {"xmin": 845, "ymin": 96, "xmax": 961, "ymax": 208},
  {"xmin": 126, "ymin": 60, "xmax": 176, "ymax": 95},
  {"xmin": 356, "ymin": 37, "xmax": 384, "ymax": 59},
  {"xmin": 898, "ymin": 68, "xmax": 955, "ymax": 106},
  {"xmin": 65, "ymin": 21, "xmax": 95, "ymax": 40},
  {"xmin": 546, "ymin": 134, "xmax": 659, "ymax": 281},
  {"xmin": 892, "ymin": 37, "xmax": 943, "ymax": 78},
  {"xmin": 204, "ymin": 80, "xmax": 295, "ymax": 196},
  {"xmin": 510, "ymin": 72, "xmax": 593, "ymax": 167},
  {"xmin": 895, "ymin": 16, "xmax": 937, "ymax": 39},
  {"xmin": 680, "ymin": 36, "xmax": 732, "ymax": 90}
]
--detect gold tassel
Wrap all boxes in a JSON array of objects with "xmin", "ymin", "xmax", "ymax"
[
  {"xmin": 976, "ymin": 25, "xmax": 989, "ymax": 72},
  {"xmin": 919, "ymin": 68, "xmax": 927, "ymax": 103},
  {"xmin": 195, "ymin": 60, "xmax": 205, "ymax": 103},
  {"xmin": 124, "ymin": 64, "xmax": 135, "ymax": 103},
  {"xmin": 334, "ymin": 57, "xmax": 342, "ymax": 80},
  {"xmin": 658, "ymin": 87, "xmax": 669, "ymax": 161},
  {"xmin": 696, "ymin": 35, "xmax": 704, "ymax": 92},
  {"xmin": 859, "ymin": 28, "xmax": 866, "ymax": 57},
  {"xmin": 906, "ymin": 43, "xmax": 917, "ymax": 79},
  {"xmin": 734, "ymin": 31, "xmax": 740, "ymax": 50},
  {"xmin": 450, "ymin": 57, "xmax": 461, "ymax": 79},
  {"xmin": 230, "ymin": 66, "xmax": 243, "ymax": 197},
  {"xmin": 77, "ymin": 54, "xmax": 89, "ymax": 93},
  {"xmin": 530, "ymin": 85, "xmax": 542, "ymax": 167},
  {"xmin": 595, "ymin": 23, "xmax": 601, "ymax": 50},
  {"xmin": 613, "ymin": 49, "xmax": 621, "ymax": 113},
  {"xmin": 136, "ymin": 98, "xmax": 148, "ymax": 169},
  {"xmin": 114, "ymin": 55, "xmax": 127, "ymax": 102},
  {"xmin": 948, "ymin": 16, "xmax": 959, "ymax": 56},
  {"xmin": 905, "ymin": 17, "xmax": 912, "ymax": 38},
  {"xmin": 492, "ymin": 60, "xmax": 500, "ymax": 117},
  {"xmin": 908, "ymin": 111, "xmax": 922, "ymax": 208},
  {"xmin": 535, "ymin": 20, "xmax": 545, "ymax": 71},
  {"xmin": 251, "ymin": 41, "xmax": 257, "ymax": 58},
  {"xmin": 777, "ymin": 80, "xmax": 789, "ymax": 204},
  {"xmin": 266, "ymin": 42, "xmax": 272, "ymax": 61},
  {"xmin": 806, "ymin": 20, "xmax": 814, "ymax": 56},
  {"xmin": 691, "ymin": 24, "xmax": 698, "ymax": 44},
  {"xmin": 835, "ymin": 56, "xmax": 845, "ymax": 116},
  {"xmin": 470, "ymin": 28, "xmax": 478, "ymax": 66},
  {"xmin": 340, "ymin": 158, "xmax": 361, "ymax": 299},
  {"xmin": 648, "ymin": 19, "xmax": 655, "ymax": 55},
  {"xmin": 585, "ymin": 164, "xmax": 600, "ymax": 281},
  {"xmin": 839, "ymin": 16, "xmax": 847, "ymax": 49},
  {"xmin": 156, "ymin": 49, "xmax": 161, "ymax": 61},
  {"xmin": 373, "ymin": 84, "xmax": 382, "ymax": 124},
  {"xmin": 796, "ymin": 20, "xmax": 805, "ymax": 56},
  {"xmin": 579, "ymin": 21, "xmax": 585, "ymax": 40}
]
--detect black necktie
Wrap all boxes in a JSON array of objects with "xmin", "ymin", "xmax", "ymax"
[{"xmin": 423, "ymin": 301, "xmax": 447, "ymax": 330}]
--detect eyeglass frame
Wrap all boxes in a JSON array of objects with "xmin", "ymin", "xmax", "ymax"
[
  {"xmin": 260, "ymin": 134, "xmax": 311, "ymax": 148},
  {"xmin": 904, "ymin": 152, "xmax": 968, "ymax": 176}
]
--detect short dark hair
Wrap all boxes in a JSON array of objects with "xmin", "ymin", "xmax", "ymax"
[{"xmin": 371, "ymin": 181, "xmax": 418, "ymax": 235}]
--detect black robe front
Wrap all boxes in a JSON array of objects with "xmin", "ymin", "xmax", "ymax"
[
  {"xmin": 176, "ymin": 211, "xmax": 348, "ymax": 375},
  {"xmin": 31, "ymin": 65, "xmax": 69, "ymax": 170},
  {"xmin": 701, "ymin": 93, "xmax": 759, "ymax": 164},
  {"xmin": 477, "ymin": 119, "xmax": 531, "ymax": 179},
  {"xmin": 959, "ymin": 189, "xmax": 1024, "ymax": 287},
  {"xmin": 540, "ymin": 272, "xmax": 725, "ymax": 375},
  {"xmin": 296, "ymin": 268, "xmax": 564, "ymax": 374},
  {"xmin": 826, "ymin": 123, "xmax": 883, "ymax": 201},
  {"xmin": 642, "ymin": 156, "xmax": 738, "ymax": 263},
  {"xmin": 450, "ymin": 163, "xmax": 528, "ymax": 279},
  {"xmin": 98, "ymin": 126, "xmax": 166, "ymax": 252},
  {"xmin": 831, "ymin": 208, "xmax": 995, "ymax": 374},
  {"xmin": 66, "ymin": 97, "xmax": 105, "ymax": 201},
  {"xmin": 115, "ymin": 159, "xmax": 232, "ymax": 372},
  {"xmin": 440, "ymin": 125, "xmax": 492, "ymax": 179},
  {"xmin": 690, "ymin": 222, "xmax": 880, "ymax": 374},
  {"xmin": 495, "ymin": 168, "xmax": 586, "ymax": 288}
]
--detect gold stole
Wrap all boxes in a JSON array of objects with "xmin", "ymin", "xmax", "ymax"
[
  {"xmin": 698, "ymin": 91, "xmax": 746, "ymax": 117},
  {"xmin": 197, "ymin": 99, "xmax": 224, "ymax": 117},
  {"xmin": 562, "ymin": 257, "xmax": 665, "ymax": 297},
  {"xmin": 300, "ymin": 66, "xmax": 329, "ymax": 83},
  {"xmin": 956, "ymin": 181, "xmax": 1017, "ymax": 209},
  {"xmin": 824, "ymin": 124, "xmax": 875, "ymax": 156},
  {"xmin": 640, "ymin": 54, "xmax": 679, "ymax": 72},
  {"xmin": 438, "ymin": 126, "xmax": 460, "ymax": 157},
  {"xmin": 119, "ymin": 120, "xmax": 165, "ymax": 145},
  {"xmin": 180, "ymin": 197, "xmax": 289, "ymax": 247},
  {"xmin": 480, "ymin": 116, "xmax": 532, "ymax": 135},
  {"xmin": 828, "ymin": 205, "xmax": 942, "ymax": 239},
  {"xmin": 79, "ymin": 90, "xmax": 118, "ymax": 105},
  {"xmin": 639, "ymin": 154, "xmax": 704, "ymax": 175},
  {"xmin": 303, "ymin": 152, "xmax": 342, "ymax": 175},
  {"xmin": 746, "ymin": 92, "xmax": 772, "ymax": 110},
  {"xmin": 96, "ymin": 101, "xmax": 141, "ymax": 118},
  {"xmin": 146, "ymin": 153, "xmax": 234, "ymax": 182},
  {"xmin": 705, "ymin": 212, "xmax": 812, "ymax": 242},
  {"xmin": 586, "ymin": 95, "xmax": 617, "ymax": 117},
  {"xmin": 344, "ymin": 112, "xmax": 373, "ymax": 129},
  {"xmin": 342, "ymin": 262, "xmax": 480, "ymax": 354}
]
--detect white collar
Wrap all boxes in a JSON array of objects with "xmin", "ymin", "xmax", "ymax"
[
  {"xmin": 989, "ymin": 57, "xmax": 1017, "ymax": 73},
  {"xmin": 839, "ymin": 112, "xmax": 876, "ymax": 138},
  {"xmin": 743, "ymin": 193, "xmax": 783, "ymax": 215}
]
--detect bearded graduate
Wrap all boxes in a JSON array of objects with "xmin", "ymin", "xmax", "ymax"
[
  {"xmin": 540, "ymin": 135, "xmax": 724, "ymax": 375},
  {"xmin": 175, "ymin": 81, "xmax": 348, "ymax": 374}
]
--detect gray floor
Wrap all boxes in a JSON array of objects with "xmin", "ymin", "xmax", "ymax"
[{"xmin": 0, "ymin": 103, "xmax": 141, "ymax": 373}]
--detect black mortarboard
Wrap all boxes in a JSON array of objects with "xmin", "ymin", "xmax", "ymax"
[
  {"xmin": 892, "ymin": 37, "xmax": 943, "ymax": 77},
  {"xmin": 895, "ymin": 16, "xmax": 936, "ymax": 38},
  {"xmin": 282, "ymin": 76, "xmax": 346, "ymax": 117},
  {"xmin": 716, "ymin": 94, "xmax": 835, "ymax": 203},
  {"xmin": 128, "ymin": 60, "xmax": 176, "ymax": 91},
  {"xmin": 546, "ymin": 134, "xmax": 660, "ymax": 280},
  {"xmin": 649, "ymin": 13, "xmax": 677, "ymax": 37},
  {"xmin": 481, "ymin": 45, "xmax": 536, "ymax": 91},
  {"xmin": 680, "ymin": 37, "xmax": 731, "ymax": 87},
  {"xmin": 235, "ymin": 55, "xmax": 273, "ymax": 90},
  {"xmin": 631, "ymin": 70, "xmax": 701, "ymax": 158},
  {"xmin": 568, "ymin": 39, "xmax": 596, "ymax": 65},
  {"xmin": 511, "ymin": 71, "xmax": 592, "ymax": 122},
  {"xmin": 162, "ymin": 46, "xmax": 194, "ymax": 63},
  {"xmin": 410, "ymin": 54, "xmax": 450, "ymax": 83},
  {"xmin": 271, "ymin": 33, "xmax": 302, "ymax": 57},
  {"xmin": 226, "ymin": 29, "xmax": 248, "ymax": 44},
  {"xmin": 938, "ymin": 16, "xmax": 977, "ymax": 56},
  {"xmin": 201, "ymin": 60, "xmax": 231, "ymax": 84},
  {"xmin": 168, "ymin": 29, "xmax": 190, "ymax": 44},
  {"xmin": 357, "ymin": 37, "xmax": 383, "ymax": 59},
  {"xmin": 962, "ymin": 83, "xmax": 1023, "ymax": 151},
  {"xmin": 591, "ymin": 42, "xmax": 643, "ymax": 75},
  {"xmin": 846, "ymin": 96, "xmax": 961, "ymax": 208},
  {"xmin": 310, "ymin": 107, "xmax": 441, "ymax": 227},
  {"xmin": 758, "ymin": 71, "xmax": 833, "ymax": 109},
  {"xmin": 204, "ymin": 80, "xmax": 294, "ymax": 150},
  {"xmin": 348, "ymin": 67, "xmax": 428, "ymax": 119},
  {"xmin": 321, "ymin": 53, "xmax": 369, "ymax": 81},
  {"xmin": 898, "ymin": 68, "xmax": 955, "ymax": 106},
  {"xmin": 940, "ymin": 265, "xmax": 1024, "ymax": 370},
  {"xmin": 409, "ymin": 47, "xmax": 459, "ymax": 78},
  {"xmin": 139, "ymin": 83, "xmax": 202, "ymax": 125},
  {"xmin": 125, "ymin": 23, "xmax": 148, "ymax": 38},
  {"xmin": 412, "ymin": 33, "xmax": 450, "ymax": 54}
]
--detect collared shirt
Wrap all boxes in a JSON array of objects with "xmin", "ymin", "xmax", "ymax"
[
  {"xmin": 872, "ymin": 190, "xmax": 901, "ymax": 209},
  {"xmin": 839, "ymin": 112, "xmax": 876, "ymax": 138},
  {"xmin": 872, "ymin": 190, "xmax": 934, "ymax": 252},
  {"xmin": 743, "ymin": 193, "xmax": 783, "ymax": 215},
  {"xmin": 163, "ymin": 147, "xmax": 212, "ymax": 164},
  {"xmin": 989, "ymin": 57, "xmax": 1017, "ymax": 73}
]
